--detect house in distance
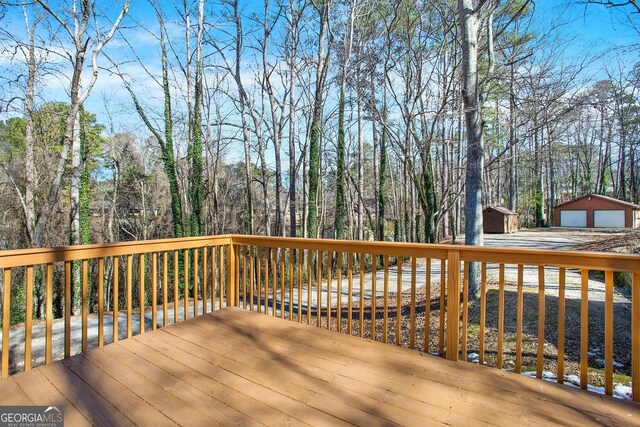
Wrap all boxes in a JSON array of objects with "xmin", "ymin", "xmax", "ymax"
[
  {"xmin": 553, "ymin": 194, "xmax": 640, "ymax": 228},
  {"xmin": 483, "ymin": 206, "xmax": 518, "ymax": 234}
]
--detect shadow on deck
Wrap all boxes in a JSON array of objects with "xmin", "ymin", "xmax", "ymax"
[{"xmin": 0, "ymin": 308, "xmax": 637, "ymax": 426}]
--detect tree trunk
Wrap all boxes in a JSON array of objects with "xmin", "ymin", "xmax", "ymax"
[{"xmin": 459, "ymin": 0, "xmax": 485, "ymax": 297}]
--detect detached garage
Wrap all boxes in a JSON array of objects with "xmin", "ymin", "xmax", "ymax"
[{"xmin": 553, "ymin": 194, "xmax": 640, "ymax": 228}]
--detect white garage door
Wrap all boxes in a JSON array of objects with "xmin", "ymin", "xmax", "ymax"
[
  {"xmin": 560, "ymin": 210, "xmax": 587, "ymax": 227},
  {"xmin": 594, "ymin": 210, "xmax": 625, "ymax": 228}
]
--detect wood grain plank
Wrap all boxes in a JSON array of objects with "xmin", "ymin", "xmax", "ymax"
[
  {"xmin": 13, "ymin": 369, "xmax": 89, "ymax": 427},
  {"xmin": 60, "ymin": 354, "xmax": 172, "ymax": 426},
  {"xmin": 42, "ymin": 362, "xmax": 135, "ymax": 426}
]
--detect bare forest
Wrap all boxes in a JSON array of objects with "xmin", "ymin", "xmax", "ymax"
[{"xmin": 0, "ymin": 1, "xmax": 638, "ymax": 320}]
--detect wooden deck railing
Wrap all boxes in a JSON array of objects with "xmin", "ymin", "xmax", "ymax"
[{"xmin": 0, "ymin": 234, "xmax": 639, "ymax": 403}]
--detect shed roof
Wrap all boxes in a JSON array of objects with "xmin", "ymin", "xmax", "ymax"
[
  {"xmin": 554, "ymin": 194, "xmax": 640, "ymax": 210},
  {"xmin": 483, "ymin": 206, "xmax": 517, "ymax": 215}
]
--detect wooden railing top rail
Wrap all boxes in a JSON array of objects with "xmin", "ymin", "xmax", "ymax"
[
  {"xmin": 0, "ymin": 235, "xmax": 232, "ymax": 268},
  {"xmin": 231, "ymin": 235, "xmax": 640, "ymax": 273},
  {"xmin": 0, "ymin": 234, "xmax": 638, "ymax": 272}
]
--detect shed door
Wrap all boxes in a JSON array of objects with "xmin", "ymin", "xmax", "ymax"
[
  {"xmin": 593, "ymin": 210, "xmax": 625, "ymax": 228},
  {"xmin": 560, "ymin": 210, "xmax": 587, "ymax": 227}
]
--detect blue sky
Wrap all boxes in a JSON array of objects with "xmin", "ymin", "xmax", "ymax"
[{"xmin": 1, "ymin": 1, "xmax": 639, "ymax": 136}]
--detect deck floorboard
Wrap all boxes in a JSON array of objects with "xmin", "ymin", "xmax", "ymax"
[{"xmin": 1, "ymin": 307, "xmax": 638, "ymax": 426}]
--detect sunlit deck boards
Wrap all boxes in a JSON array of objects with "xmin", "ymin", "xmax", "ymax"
[{"xmin": 0, "ymin": 308, "xmax": 637, "ymax": 426}]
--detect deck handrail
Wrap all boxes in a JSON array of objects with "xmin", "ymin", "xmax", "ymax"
[{"xmin": 0, "ymin": 234, "xmax": 638, "ymax": 403}]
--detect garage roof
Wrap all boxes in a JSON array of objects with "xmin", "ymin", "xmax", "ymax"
[{"xmin": 554, "ymin": 194, "xmax": 640, "ymax": 209}]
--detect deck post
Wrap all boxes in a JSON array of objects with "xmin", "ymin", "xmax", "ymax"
[
  {"xmin": 445, "ymin": 250, "xmax": 460, "ymax": 361},
  {"xmin": 226, "ymin": 239, "xmax": 237, "ymax": 306}
]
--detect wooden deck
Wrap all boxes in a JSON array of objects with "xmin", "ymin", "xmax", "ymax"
[{"xmin": 0, "ymin": 308, "xmax": 637, "ymax": 426}]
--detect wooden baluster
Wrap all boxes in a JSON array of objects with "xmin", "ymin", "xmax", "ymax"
[
  {"xmin": 139, "ymin": 255, "xmax": 145, "ymax": 335},
  {"xmin": 557, "ymin": 267, "xmax": 565, "ymax": 383},
  {"xmin": 212, "ymin": 246, "xmax": 218, "ymax": 311},
  {"xmin": 511, "ymin": 264, "xmax": 522, "ymax": 372},
  {"xmin": 233, "ymin": 244, "xmax": 239, "ymax": 306},
  {"xmin": 65, "ymin": 262, "xmax": 71, "ymax": 357},
  {"xmin": 439, "ymin": 259, "xmax": 445, "ymax": 357},
  {"xmin": 280, "ymin": 248, "xmax": 285, "ymax": 318},
  {"xmin": 264, "ymin": 248, "xmax": 270, "ymax": 315},
  {"xmin": 633, "ymin": 272, "xmax": 639, "ymax": 402},
  {"xmin": 445, "ymin": 250, "xmax": 460, "ymax": 361},
  {"xmin": 297, "ymin": 249, "xmax": 303, "ymax": 323},
  {"xmin": 271, "ymin": 248, "xmax": 278, "ymax": 317},
  {"xmin": 24, "ymin": 265, "xmax": 34, "ymax": 369},
  {"xmin": 479, "ymin": 262, "xmax": 486, "ymax": 365},
  {"xmin": 193, "ymin": 248, "xmax": 199, "ymax": 319},
  {"xmin": 249, "ymin": 246, "xmax": 254, "ymax": 312},
  {"xmin": 424, "ymin": 258, "xmax": 431, "ymax": 352},
  {"xmin": 410, "ymin": 257, "xmax": 416, "ymax": 349},
  {"xmin": 580, "ymin": 269, "xmax": 589, "ymax": 389},
  {"xmin": 257, "ymin": 248, "xmax": 262, "ymax": 314},
  {"xmin": 272, "ymin": 248, "xmax": 277, "ymax": 317},
  {"xmin": 348, "ymin": 253, "xmax": 353, "ymax": 335},
  {"xmin": 336, "ymin": 252, "xmax": 343, "ymax": 331},
  {"xmin": 2, "ymin": 269, "xmax": 11, "ymax": 377},
  {"xmin": 218, "ymin": 246, "xmax": 225, "ymax": 308},
  {"xmin": 383, "ymin": 255, "xmax": 389, "ymax": 343},
  {"xmin": 306, "ymin": 250, "xmax": 312, "ymax": 325},
  {"xmin": 219, "ymin": 246, "xmax": 224, "ymax": 309},
  {"xmin": 395, "ymin": 256, "xmax": 402, "ymax": 345},
  {"xmin": 316, "ymin": 251, "xmax": 322, "ymax": 328},
  {"xmin": 498, "ymin": 263, "xmax": 505, "ymax": 370},
  {"xmin": 327, "ymin": 251, "xmax": 332, "ymax": 329},
  {"xmin": 173, "ymin": 251, "xmax": 179, "ymax": 322},
  {"xmin": 287, "ymin": 248, "xmax": 294, "ymax": 320},
  {"xmin": 536, "ymin": 265, "xmax": 545, "ymax": 379},
  {"xmin": 45, "ymin": 263, "xmax": 53, "ymax": 363},
  {"xmin": 152, "ymin": 253, "xmax": 157, "ymax": 329},
  {"xmin": 113, "ymin": 257, "xmax": 119, "ymax": 343},
  {"xmin": 183, "ymin": 249, "xmax": 189, "ymax": 320},
  {"xmin": 203, "ymin": 247, "xmax": 208, "ymax": 314},
  {"xmin": 371, "ymin": 256, "xmax": 377, "ymax": 341},
  {"xmin": 462, "ymin": 261, "xmax": 469, "ymax": 360},
  {"xmin": 81, "ymin": 260, "xmax": 88, "ymax": 353},
  {"xmin": 163, "ymin": 252, "xmax": 168, "ymax": 327},
  {"xmin": 126, "ymin": 254, "xmax": 132, "ymax": 338},
  {"xmin": 359, "ymin": 253, "xmax": 365, "ymax": 338},
  {"xmin": 605, "ymin": 270, "xmax": 614, "ymax": 396},
  {"xmin": 98, "ymin": 258, "xmax": 105, "ymax": 346},
  {"xmin": 242, "ymin": 246, "xmax": 248, "ymax": 309}
]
